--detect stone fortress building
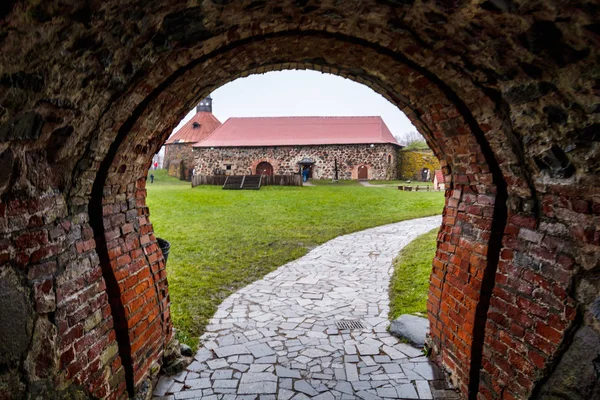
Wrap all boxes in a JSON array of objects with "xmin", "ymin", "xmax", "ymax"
[
  {"xmin": 163, "ymin": 96, "xmax": 221, "ymax": 180},
  {"xmin": 192, "ymin": 116, "xmax": 401, "ymax": 180}
]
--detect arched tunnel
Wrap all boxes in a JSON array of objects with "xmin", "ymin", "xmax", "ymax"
[{"xmin": 0, "ymin": 1, "xmax": 598, "ymax": 399}]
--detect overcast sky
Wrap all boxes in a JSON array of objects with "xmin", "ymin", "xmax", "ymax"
[{"xmin": 170, "ymin": 70, "xmax": 417, "ymax": 143}]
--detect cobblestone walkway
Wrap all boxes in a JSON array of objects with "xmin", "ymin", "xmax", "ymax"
[{"xmin": 154, "ymin": 216, "xmax": 459, "ymax": 400}]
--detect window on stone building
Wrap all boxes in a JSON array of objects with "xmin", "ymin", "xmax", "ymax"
[
  {"xmin": 388, "ymin": 154, "xmax": 392, "ymax": 163},
  {"xmin": 226, "ymin": 165, "xmax": 232, "ymax": 170}
]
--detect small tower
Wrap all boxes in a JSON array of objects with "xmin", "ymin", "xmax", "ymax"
[{"xmin": 196, "ymin": 95, "xmax": 213, "ymax": 113}]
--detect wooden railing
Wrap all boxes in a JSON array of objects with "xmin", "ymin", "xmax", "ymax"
[
  {"xmin": 397, "ymin": 185, "xmax": 442, "ymax": 191},
  {"xmin": 192, "ymin": 175, "xmax": 228, "ymax": 186},
  {"xmin": 192, "ymin": 174, "xmax": 302, "ymax": 188},
  {"xmin": 259, "ymin": 174, "xmax": 303, "ymax": 187}
]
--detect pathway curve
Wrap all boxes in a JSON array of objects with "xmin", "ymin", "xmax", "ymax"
[
  {"xmin": 358, "ymin": 181, "xmax": 374, "ymax": 187},
  {"xmin": 154, "ymin": 216, "xmax": 459, "ymax": 400}
]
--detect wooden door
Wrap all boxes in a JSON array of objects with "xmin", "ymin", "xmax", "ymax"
[
  {"xmin": 256, "ymin": 162, "xmax": 274, "ymax": 176},
  {"xmin": 358, "ymin": 165, "xmax": 368, "ymax": 180}
]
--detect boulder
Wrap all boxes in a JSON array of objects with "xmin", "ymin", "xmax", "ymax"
[
  {"xmin": 180, "ymin": 343, "xmax": 193, "ymax": 357},
  {"xmin": 390, "ymin": 314, "xmax": 429, "ymax": 347},
  {"xmin": 534, "ymin": 325, "xmax": 600, "ymax": 400}
]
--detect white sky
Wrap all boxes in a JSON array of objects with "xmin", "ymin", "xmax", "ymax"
[{"xmin": 170, "ymin": 70, "xmax": 418, "ymax": 143}]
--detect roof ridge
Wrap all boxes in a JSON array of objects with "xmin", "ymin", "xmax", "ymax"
[
  {"xmin": 192, "ymin": 118, "xmax": 227, "ymax": 145},
  {"xmin": 165, "ymin": 111, "xmax": 222, "ymax": 144},
  {"xmin": 190, "ymin": 115, "xmax": 402, "ymax": 147}
]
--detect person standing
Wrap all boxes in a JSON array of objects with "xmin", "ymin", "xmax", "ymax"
[
  {"xmin": 150, "ymin": 173, "xmax": 154, "ymax": 183},
  {"xmin": 154, "ymin": 161, "xmax": 158, "ymax": 170},
  {"xmin": 302, "ymin": 167, "xmax": 309, "ymax": 182}
]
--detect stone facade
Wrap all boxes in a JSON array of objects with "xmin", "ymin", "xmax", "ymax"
[
  {"xmin": 164, "ymin": 143, "xmax": 193, "ymax": 180},
  {"xmin": 399, "ymin": 149, "xmax": 442, "ymax": 181},
  {"xmin": 0, "ymin": 2, "xmax": 598, "ymax": 400},
  {"xmin": 193, "ymin": 144, "xmax": 399, "ymax": 180}
]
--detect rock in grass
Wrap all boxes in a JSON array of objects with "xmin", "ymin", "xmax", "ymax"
[
  {"xmin": 180, "ymin": 343, "xmax": 193, "ymax": 357},
  {"xmin": 390, "ymin": 314, "xmax": 429, "ymax": 347}
]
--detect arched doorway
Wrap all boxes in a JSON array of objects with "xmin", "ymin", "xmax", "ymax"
[
  {"xmin": 1, "ymin": 3, "xmax": 594, "ymax": 399},
  {"xmin": 256, "ymin": 161, "xmax": 274, "ymax": 176},
  {"xmin": 358, "ymin": 165, "xmax": 368, "ymax": 180},
  {"xmin": 420, "ymin": 167, "xmax": 430, "ymax": 182}
]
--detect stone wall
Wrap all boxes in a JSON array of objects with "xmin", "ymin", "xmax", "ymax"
[
  {"xmin": 399, "ymin": 149, "xmax": 441, "ymax": 181},
  {"xmin": 167, "ymin": 160, "xmax": 183, "ymax": 180},
  {"xmin": 164, "ymin": 144, "xmax": 193, "ymax": 180},
  {"xmin": 0, "ymin": 1, "xmax": 598, "ymax": 399},
  {"xmin": 193, "ymin": 144, "xmax": 399, "ymax": 180}
]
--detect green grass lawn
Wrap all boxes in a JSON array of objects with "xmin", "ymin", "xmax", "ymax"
[
  {"xmin": 146, "ymin": 170, "xmax": 444, "ymax": 348},
  {"xmin": 310, "ymin": 179, "xmax": 361, "ymax": 186},
  {"xmin": 369, "ymin": 180, "xmax": 434, "ymax": 187},
  {"xmin": 389, "ymin": 228, "xmax": 439, "ymax": 320}
]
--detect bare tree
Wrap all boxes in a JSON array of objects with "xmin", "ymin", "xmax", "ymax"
[{"xmin": 404, "ymin": 130, "xmax": 424, "ymax": 145}]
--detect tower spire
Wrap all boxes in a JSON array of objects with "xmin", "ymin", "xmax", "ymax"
[{"xmin": 196, "ymin": 95, "xmax": 213, "ymax": 113}]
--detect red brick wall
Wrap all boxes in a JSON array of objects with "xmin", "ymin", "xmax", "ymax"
[
  {"xmin": 97, "ymin": 176, "xmax": 171, "ymax": 389},
  {"xmin": 477, "ymin": 184, "xmax": 596, "ymax": 399},
  {"xmin": 2, "ymin": 194, "xmax": 127, "ymax": 399}
]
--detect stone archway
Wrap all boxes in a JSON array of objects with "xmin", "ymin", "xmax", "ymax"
[
  {"xmin": 256, "ymin": 161, "xmax": 274, "ymax": 176},
  {"xmin": 0, "ymin": 2, "xmax": 598, "ymax": 400},
  {"xmin": 358, "ymin": 165, "xmax": 369, "ymax": 180}
]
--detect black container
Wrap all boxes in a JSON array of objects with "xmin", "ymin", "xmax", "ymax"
[{"xmin": 157, "ymin": 237, "xmax": 171, "ymax": 264}]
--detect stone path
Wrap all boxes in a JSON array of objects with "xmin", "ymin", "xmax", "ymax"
[{"xmin": 154, "ymin": 216, "xmax": 459, "ymax": 400}]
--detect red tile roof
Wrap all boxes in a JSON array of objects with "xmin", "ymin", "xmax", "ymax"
[
  {"xmin": 192, "ymin": 116, "xmax": 400, "ymax": 147},
  {"xmin": 165, "ymin": 112, "xmax": 221, "ymax": 144}
]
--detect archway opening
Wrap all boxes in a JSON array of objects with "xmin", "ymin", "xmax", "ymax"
[
  {"xmin": 358, "ymin": 164, "xmax": 369, "ymax": 180},
  {"xmin": 144, "ymin": 70, "xmax": 449, "ymax": 399},
  {"xmin": 148, "ymin": 69, "xmax": 443, "ymax": 344},
  {"xmin": 255, "ymin": 161, "xmax": 274, "ymax": 176},
  {"xmin": 90, "ymin": 31, "xmax": 507, "ymax": 396}
]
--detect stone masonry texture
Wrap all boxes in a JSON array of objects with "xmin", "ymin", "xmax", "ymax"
[
  {"xmin": 193, "ymin": 144, "xmax": 399, "ymax": 180},
  {"xmin": 0, "ymin": 1, "xmax": 598, "ymax": 399},
  {"xmin": 164, "ymin": 143, "xmax": 194, "ymax": 180}
]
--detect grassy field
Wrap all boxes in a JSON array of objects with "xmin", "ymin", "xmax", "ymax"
[
  {"xmin": 369, "ymin": 180, "xmax": 434, "ymax": 187},
  {"xmin": 389, "ymin": 228, "xmax": 439, "ymax": 320},
  {"xmin": 146, "ymin": 170, "xmax": 444, "ymax": 348},
  {"xmin": 310, "ymin": 179, "xmax": 361, "ymax": 186}
]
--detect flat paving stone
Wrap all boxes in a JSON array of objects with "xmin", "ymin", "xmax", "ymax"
[
  {"xmin": 154, "ymin": 217, "xmax": 459, "ymax": 399},
  {"xmin": 247, "ymin": 343, "xmax": 275, "ymax": 358},
  {"xmin": 214, "ymin": 344, "xmax": 250, "ymax": 358},
  {"xmin": 276, "ymin": 366, "xmax": 301, "ymax": 378},
  {"xmin": 294, "ymin": 380, "xmax": 319, "ymax": 396},
  {"xmin": 237, "ymin": 382, "xmax": 277, "ymax": 394}
]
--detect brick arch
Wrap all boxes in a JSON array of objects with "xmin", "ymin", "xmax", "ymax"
[
  {"xmin": 1, "ymin": 2, "xmax": 597, "ymax": 400},
  {"xmin": 353, "ymin": 164, "xmax": 372, "ymax": 180},
  {"xmin": 87, "ymin": 31, "xmax": 509, "ymax": 399},
  {"xmin": 250, "ymin": 158, "xmax": 280, "ymax": 175}
]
